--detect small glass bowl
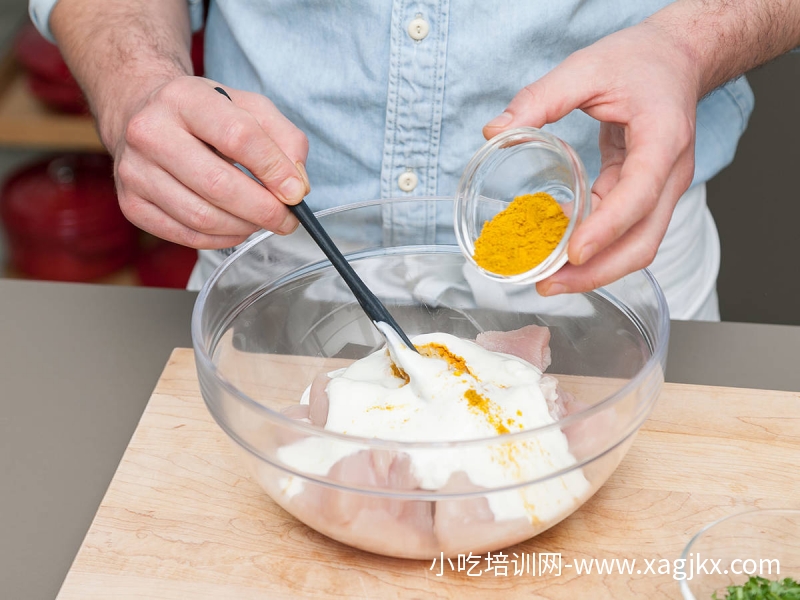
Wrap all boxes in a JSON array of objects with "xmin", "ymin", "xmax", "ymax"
[
  {"xmin": 679, "ymin": 508, "xmax": 800, "ymax": 599},
  {"xmin": 454, "ymin": 127, "xmax": 591, "ymax": 283}
]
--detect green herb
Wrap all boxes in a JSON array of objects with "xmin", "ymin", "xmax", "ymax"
[{"xmin": 712, "ymin": 576, "xmax": 800, "ymax": 600}]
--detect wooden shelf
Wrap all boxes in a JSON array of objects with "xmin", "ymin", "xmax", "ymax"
[{"xmin": 0, "ymin": 52, "xmax": 104, "ymax": 151}]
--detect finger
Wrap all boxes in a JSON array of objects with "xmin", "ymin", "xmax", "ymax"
[
  {"xmin": 567, "ymin": 117, "xmax": 692, "ymax": 265},
  {"xmin": 594, "ymin": 122, "xmax": 626, "ymax": 196},
  {"xmin": 227, "ymin": 89, "xmax": 309, "ymax": 165},
  {"xmin": 580, "ymin": 149, "xmax": 624, "ymax": 238},
  {"xmin": 537, "ymin": 169, "xmax": 686, "ymax": 295},
  {"xmin": 123, "ymin": 123, "xmax": 299, "ymax": 235},
  {"xmin": 537, "ymin": 213, "xmax": 667, "ymax": 295},
  {"xmin": 591, "ymin": 163, "xmax": 622, "ymax": 202},
  {"xmin": 119, "ymin": 194, "xmax": 250, "ymax": 250},
  {"xmin": 219, "ymin": 89, "xmax": 310, "ymax": 193},
  {"xmin": 176, "ymin": 82, "xmax": 308, "ymax": 205},
  {"xmin": 588, "ymin": 125, "xmax": 626, "ymax": 208},
  {"xmin": 116, "ymin": 154, "xmax": 260, "ymax": 237},
  {"xmin": 483, "ymin": 53, "xmax": 598, "ymax": 137}
]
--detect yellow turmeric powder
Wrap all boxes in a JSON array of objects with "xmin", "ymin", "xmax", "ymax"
[
  {"xmin": 464, "ymin": 388, "xmax": 510, "ymax": 435},
  {"xmin": 417, "ymin": 342, "xmax": 474, "ymax": 377},
  {"xmin": 473, "ymin": 192, "xmax": 569, "ymax": 276},
  {"xmin": 389, "ymin": 362, "xmax": 410, "ymax": 384},
  {"xmin": 415, "ymin": 342, "xmax": 516, "ymax": 434}
]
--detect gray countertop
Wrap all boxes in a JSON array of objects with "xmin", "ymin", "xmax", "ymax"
[{"xmin": 1, "ymin": 279, "xmax": 798, "ymax": 600}]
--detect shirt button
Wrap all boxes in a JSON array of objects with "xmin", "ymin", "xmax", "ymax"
[
  {"xmin": 397, "ymin": 171, "xmax": 418, "ymax": 192},
  {"xmin": 407, "ymin": 17, "xmax": 430, "ymax": 41}
]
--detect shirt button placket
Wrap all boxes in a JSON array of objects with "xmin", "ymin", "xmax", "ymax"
[
  {"xmin": 381, "ymin": 2, "xmax": 449, "ymax": 244},
  {"xmin": 407, "ymin": 16, "xmax": 430, "ymax": 41},
  {"xmin": 397, "ymin": 13, "xmax": 423, "ymax": 198},
  {"xmin": 397, "ymin": 13, "xmax": 427, "ymax": 197},
  {"xmin": 397, "ymin": 170, "xmax": 418, "ymax": 192}
]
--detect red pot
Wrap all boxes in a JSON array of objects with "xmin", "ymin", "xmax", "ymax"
[
  {"xmin": 135, "ymin": 239, "xmax": 197, "ymax": 289},
  {"xmin": 26, "ymin": 72, "xmax": 87, "ymax": 114},
  {"xmin": 13, "ymin": 22, "xmax": 86, "ymax": 114},
  {"xmin": 0, "ymin": 153, "xmax": 139, "ymax": 282}
]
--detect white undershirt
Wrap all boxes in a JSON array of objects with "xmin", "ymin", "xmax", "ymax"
[{"xmin": 647, "ymin": 183, "xmax": 720, "ymax": 321}]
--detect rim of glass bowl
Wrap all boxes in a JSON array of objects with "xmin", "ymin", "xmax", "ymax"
[
  {"xmin": 680, "ymin": 508, "xmax": 800, "ymax": 563},
  {"xmin": 454, "ymin": 127, "xmax": 592, "ymax": 284},
  {"xmin": 191, "ymin": 196, "xmax": 669, "ymax": 453},
  {"xmin": 678, "ymin": 508, "xmax": 800, "ymax": 599}
]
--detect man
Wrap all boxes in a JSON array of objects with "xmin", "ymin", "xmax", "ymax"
[{"xmin": 29, "ymin": 0, "xmax": 800, "ymax": 319}]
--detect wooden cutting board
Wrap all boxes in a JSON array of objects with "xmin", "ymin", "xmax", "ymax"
[{"xmin": 57, "ymin": 349, "xmax": 799, "ymax": 600}]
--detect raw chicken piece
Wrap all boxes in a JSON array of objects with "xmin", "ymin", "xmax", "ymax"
[
  {"xmin": 280, "ymin": 404, "xmax": 310, "ymax": 421},
  {"xmin": 476, "ymin": 325, "xmax": 570, "ymax": 421},
  {"xmin": 307, "ymin": 372, "xmax": 330, "ymax": 427},
  {"xmin": 540, "ymin": 375, "xmax": 568, "ymax": 419},
  {"xmin": 261, "ymin": 406, "xmax": 313, "ymax": 453},
  {"xmin": 285, "ymin": 449, "xmax": 439, "ymax": 558},
  {"xmin": 272, "ymin": 374, "xmax": 329, "ymax": 458},
  {"xmin": 323, "ymin": 451, "xmax": 426, "ymax": 518},
  {"xmin": 476, "ymin": 324, "xmax": 552, "ymax": 371},
  {"xmin": 433, "ymin": 471, "xmax": 534, "ymax": 557},
  {"xmin": 558, "ymin": 386, "xmax": 617, "ymax": 461}
]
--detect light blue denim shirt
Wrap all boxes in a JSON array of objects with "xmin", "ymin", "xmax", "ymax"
[
  {"xmin": 30, "ymin": 0, "xmax": 753, "ymax": 315},
  {"xmin": 30, "ymin": 0, "xmax": 753, "ymax": 210},
  {"xmin": 203, "ymin": 1, "xmax": 752, "ymax": 205}
]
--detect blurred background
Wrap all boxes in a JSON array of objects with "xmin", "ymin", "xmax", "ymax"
[
  {"xmin": 0, "ymin": 0, "xmax": 797, "ymax": 323},
  {"xmin": 0, "ymin": 0, "xmax": 201, "ymax": 289}
]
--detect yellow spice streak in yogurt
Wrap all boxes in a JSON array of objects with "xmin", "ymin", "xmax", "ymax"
[
  {"xmin": 418, "ymin": 342, "xmax": 474, "ymax": 377},
  {"xmin": 464, "ymin": 388, "xmax": 511, "ymax": 435},
  {"xmin": 417, "ymin": 341, "xmax": 519, "ymax": 436},
  {"xmin": 492, "ymin": 440, "xmax": 542, "ymax": 524},
  {"xmin": 494, "ymin": 440, "xmax": 526, "ymax": 479},
  {"xmin": 389, "ymin": 362, "xmax": 410, "ymax": 385},
  {"xmin": 416, "ymin": 341, "xmax": 513, "ymax": 434},
  {"xmin": 524, "ymin": 500, "xmax": 541, "ymax": 525}
]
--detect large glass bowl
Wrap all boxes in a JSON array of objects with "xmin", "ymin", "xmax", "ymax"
[
  {"xmin": 191, "ymin": 196, "xmax": 669, "ymax": 559},
  {"xmin": 680, "ymin": 509, "xmax": 800, "ymax": 599}
]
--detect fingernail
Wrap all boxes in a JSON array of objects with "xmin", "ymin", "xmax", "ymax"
[
  {"xmin": 541, "ymin": 283, "xmax": 568, "ymax": 297},
  {"xmin": 295, "ymin": 161, "xmax": 311, "ymax": 194},
  {"xmin": 578, "ymin": 243, "xmax": 598, "ymax": 265},
  {"xmin": 279, "ymin": 176, "xmax": 305, "ymax": 204},
  {"xmin": 485, "ymin": 111, "xmax": 513, "ymax": 129},
  {"xmin": 277, "ymin": 212, "xmax": 299, "ymax": 235}
]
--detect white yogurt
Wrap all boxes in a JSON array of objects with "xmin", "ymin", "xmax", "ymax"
[{"xmin": 278, "ymin": 330, "xmax": 589, "ymax": 524}]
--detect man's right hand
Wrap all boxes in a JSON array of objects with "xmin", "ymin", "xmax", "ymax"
[
  {"xmin": 48, "ymin": 0, "xmax": 309, "ymax": 249},
  {"xmin": 110, "ymin": 76, "xmax": 309, "ymax": 249}
]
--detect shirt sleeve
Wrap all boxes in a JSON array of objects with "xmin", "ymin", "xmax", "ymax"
[{"xmin": 28, "ymin": 0, "xmax": 205, "ymax": 44}]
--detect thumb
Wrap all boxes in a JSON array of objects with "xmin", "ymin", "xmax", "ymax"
[{"xmin": 483, "ymin": 56, "xmax": 596, "ymax": 138}]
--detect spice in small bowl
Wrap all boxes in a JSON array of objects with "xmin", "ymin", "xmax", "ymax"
[
  {"xmin": 472, "ymin": 191, "xmax": 570, "ymax": 276},
  {"xmin": 455, "ymin": 127, "xmax": 591, "ymax": 283}
]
